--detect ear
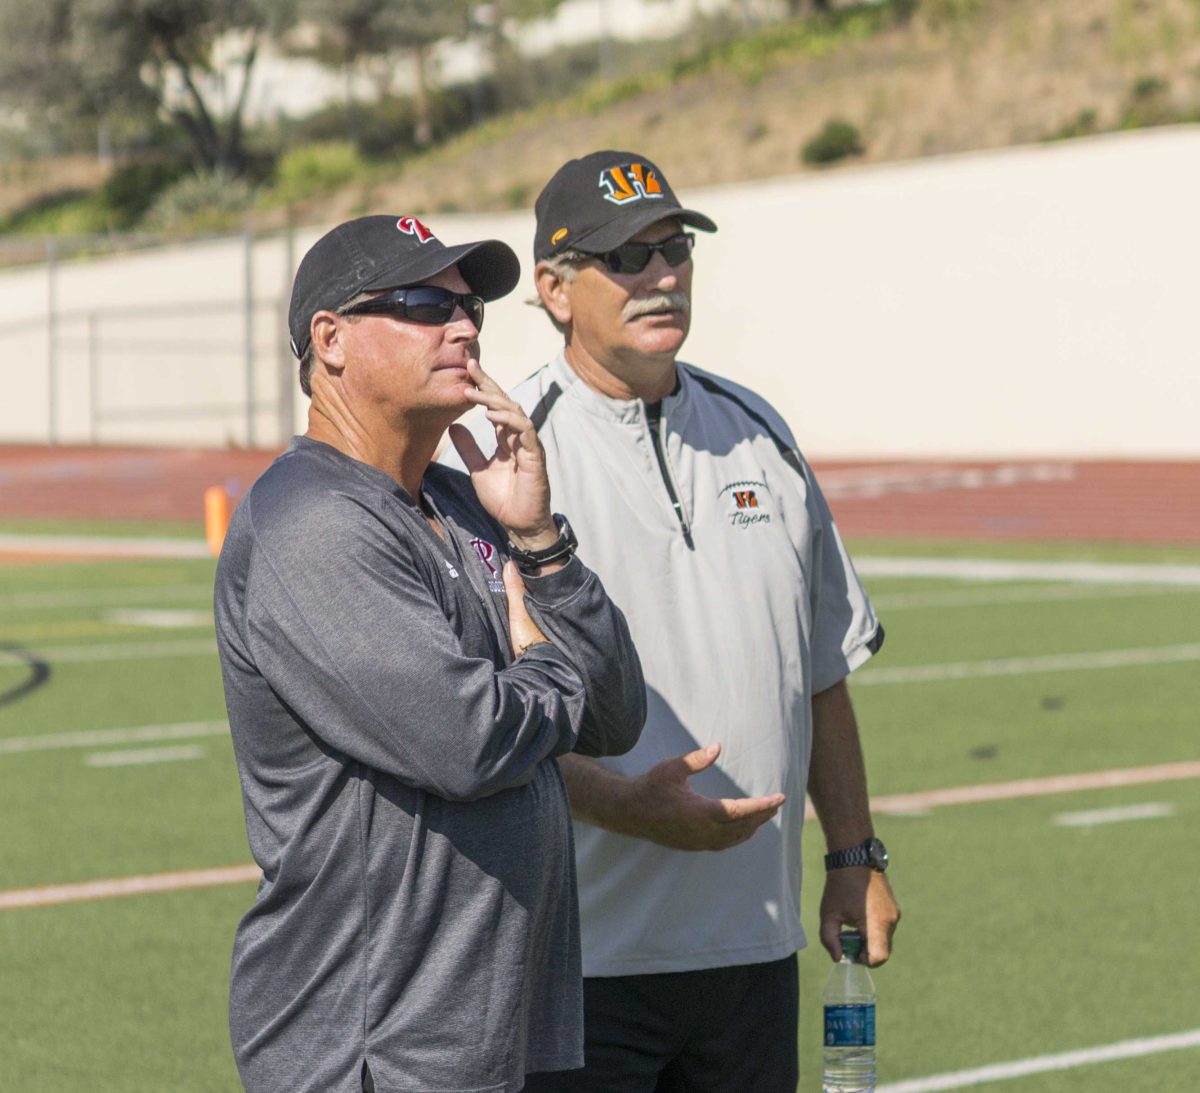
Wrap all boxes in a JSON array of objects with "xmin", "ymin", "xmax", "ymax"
[
  {"xmin": 534, "ymin": 262, "xmax": 573, "ymax": 328},
  {"xmin": 310, "ymin": 311, "xmax": 349, "ymax": 378}
]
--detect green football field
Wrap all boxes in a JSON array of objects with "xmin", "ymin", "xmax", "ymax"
[{"xmin": 1, "ymin": 535, "xmax": 1197, "ymax": 1091}]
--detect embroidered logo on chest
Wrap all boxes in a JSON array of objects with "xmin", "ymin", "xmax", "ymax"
[
  {"xmin": 717, "ymin": 480, "xmax": 773, "ymax": 529},
  {"xmin": 469, "ymin": 537, "xmax": 506, "ymax": 593}
]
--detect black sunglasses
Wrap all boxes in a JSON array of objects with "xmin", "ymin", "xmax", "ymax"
[
  {"xmin": 574, "ymin": 232, "xmax": 695, "ymax": 275},
  {"xmin": 340, "ymin": 286, "xmax": 485, "ymax": 331}
]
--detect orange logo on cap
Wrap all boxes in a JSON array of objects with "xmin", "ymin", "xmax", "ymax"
[
  {"xmin": 551, "ymin": 228, "xmax": 569, "ymax": 246},
  {"xmin": 599, "ymin": 163, "xmax": 664, "ymax": 206},
  {"xmin": 396, "ymin": 216, "xmax": 435, "ymax": 243}
]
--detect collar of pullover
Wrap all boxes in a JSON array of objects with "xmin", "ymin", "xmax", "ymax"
[{"xmin": 549, "ymin": 352, "xmax": 695, "ymax": 430}]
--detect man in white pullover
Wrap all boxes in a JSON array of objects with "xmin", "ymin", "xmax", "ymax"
[{"xmin": 444, "ymin": 151, "xmax": 900, "ymax": 1091}]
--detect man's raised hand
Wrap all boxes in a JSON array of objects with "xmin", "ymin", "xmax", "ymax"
[{"xmin": 448, "ymin": 359, "xmax": 555, "ymax": 547}]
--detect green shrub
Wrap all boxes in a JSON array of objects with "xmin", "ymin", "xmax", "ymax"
[
  {"xmin": 1120, "ymin": 74, "xmax": 1173, "ymax": 128},
  {"xmin": 801, "ymin": 119, "xmax": 865, "ymax": 165},
  {"xmin": 1130, "ymin": 75, "xmax": 1168, "ymax": 100},
  {"xmin": 272, "ymin": 141, "xmax": 366, "ymax": 207},
  {"xmin": 143, "ymin": 170, "xmax": 256, "ymax": 233},
  {"xmin": 100, "ymin": 160, "xmax": 189, "ymax": 226},
  {"xmin": 1045, "ymin": 108, "xmax": 1099, "ymax": 142},
  {"xmin": 0, "ymin": 190, "xmax": 113, "ymax": 235},
  {"xmin": 288, "ymin": 90, "xmax": 478, "ymax": 159}
]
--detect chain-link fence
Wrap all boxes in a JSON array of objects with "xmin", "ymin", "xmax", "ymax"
[{"xmin": 0, "ymin": 229, "xmax": 301, "ymax": 449}]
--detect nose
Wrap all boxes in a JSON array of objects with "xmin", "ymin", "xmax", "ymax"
[
  {"xmin": 447, "ymin": 305, "xmax": 480, "ymax": 340},
  {"xmin": 644, "ymin": 249, "xmax": 681, "ymax": 290}
]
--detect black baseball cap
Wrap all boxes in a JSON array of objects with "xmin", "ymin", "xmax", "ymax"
[
  {"xmin": 288, "ymin": 214, "xmax": 521, "ymax": 358},
  {"xmin": 533, "ymin": 150, "xmax": 717, "ymax": 262}
]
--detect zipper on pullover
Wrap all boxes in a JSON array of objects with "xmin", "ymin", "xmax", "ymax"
[{"xmin": 644, "ymin": 401, "xmax": 694, "ymax": 549}]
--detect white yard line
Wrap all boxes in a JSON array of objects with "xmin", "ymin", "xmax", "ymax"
[
  {"xmin": 1053, "ymin": 802, "xmax": 1177, "ymax": 827},
  {"xmin": 0, "ymin": 534, "xmax": 210, "ymax": 559},
  {"xmin": 854, "ymin": 644, "xmax": 1200, "ymax": 685},
  {"xmin": 860, "ymin": 761, "xmax": 1200, "ymax": 817},
  {"xmin": 0, "ymin": 638, "xmax": 216, "ymax": 668},
  {"xmin": 101, "ymin": 608, "xmax": 214, "ymax": 628},
  {"xmin": 0, "ymin": 865, "xmax": 262, "ymax": 911},
  {"xmin": 871, "ymin": 584, "xmax": 1182, "ymax": 610},
  {"xmin": 876, "ymin": 1028, "xmax": 1200, "ymax": 1092},
  {"xmin": 84, "ymin": 744, "xmax": 207, "ymax": 767},
  {"xmin": 856, "ymin": 556, "xmax": 1200, "ymax": 586},
  {"xmin": 0, "ymin": 720, "xmax": 229, "ymax": 754},
  {"xmin": 0, "ymin": 583, "xmax": 212, "ymax": 610},
  {"xmin": 2, "ymin": 758, "xmax": 1194, "ymax": 910}
]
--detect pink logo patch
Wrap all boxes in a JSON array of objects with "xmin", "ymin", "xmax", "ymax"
[
  {"xmin": 396, "ymin": 215, "xmax": 435, "ymax": 244},
  {"xmin": 469, "ymin": 538, "xmax": 498, "ymax": 575}
]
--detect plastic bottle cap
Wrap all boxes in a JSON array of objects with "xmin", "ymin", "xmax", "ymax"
[{"xmin": 840, "ymin": 930, "xmax": 864, "ymax": 961}]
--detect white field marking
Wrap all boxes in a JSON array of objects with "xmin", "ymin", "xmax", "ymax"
[
  {"xmin": 0, "ymin": 583, "xmax": 212, "ymax": 610},
  {"xmin": 875, "ymin": 1028, "xmax": 1200, "ymax": 1092},
  {"xmin": 871, "ymin": 583, "xmax": 1183, "ymax": 611},
  {"xmin": 854, "ymin": 643, "xmax": 1200, "ymax": 685},
  {"xmin": 1054, "ymin": 802, "xmax": 1178, "ymax": 827},
  {"xmin": 84, "ymin": 744, "xmax": 207, "ymax": 767},
  {"xmin": 0, "ymin": 533, "xmax": 210, "ymax": 559},
  {"xmin": 855, "ymin": 556, "xmax": 1200, "ymax": 586},
  {"xmin": 0, "ymin": 638, "xmax": 216, "ymax": 670},
  {"xmin": 9, "ymin": 760, "xmax": 1200, "ymax": 910},
  {"xmin": 0, "ymin": 864, "xmax": 262, "ymax": 911},
  {"xmin": 851, "ymin": 761, "xmax": 1200, "ymax": 818},
  {"xmin": 101, "ymin": 608, "xmax": 214, "ymax": 628},
  {"xmin": 0, "ymin": 720, "xmax": 229, "ymax": 755}
]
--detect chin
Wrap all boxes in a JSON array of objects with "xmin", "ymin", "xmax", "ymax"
[{"xmin": 635, "ymin": 329, "xmax": 688, "ymax": 357}]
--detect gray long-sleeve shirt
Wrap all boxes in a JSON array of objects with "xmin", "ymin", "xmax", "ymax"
[{"xmin": 214, "ymin": 436, "xmax": 645, "ymax": 1093}]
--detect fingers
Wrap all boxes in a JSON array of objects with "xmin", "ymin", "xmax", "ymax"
[
  {"xmin": 718, "ymin": 793, "xmax": 787, "ymax": 823},
  {"xmin": 819, "ymin": 871, "xmax": 899, "ymax": 965},
  {"xmin": 447, "ymin": 423, "xmax": 488, "ymax": 474},
  {"xmin": 462, "ymin": 360, "xmax": 520, "ymax": 414},
  {"xmin": 864, "ymin": 876, "xmax": 900, "ymax": 967},
  {"xmin": 679, "ymin": 743, "xmax": 721, "ymax": 775},
  {"xmin": 464, "ymin": 356, "xmax": 504, "ymax": 395},
  {"xmin": 819, "ymin": 915, "xmax": 849, "ymax": 963}
]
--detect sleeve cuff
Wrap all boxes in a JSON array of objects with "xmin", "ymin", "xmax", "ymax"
[{"xmin": 519, "ymin": 555, "xmax": 593, "ymax": 608}]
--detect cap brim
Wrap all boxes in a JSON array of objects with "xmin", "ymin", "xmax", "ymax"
[
  {"xmin": 571, "ymin": 205, "xmax": 717, "ymax": 255},
  {"xmin": 362, "ymin": 238, "xmax": 521, "ymax": 302}
]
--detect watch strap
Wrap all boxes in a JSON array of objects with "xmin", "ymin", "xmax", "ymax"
[
  {"xmin": 825, "ymin": 837, "xmax": 888, "ymax": 872},
  {"xmin": 507, "ymin": 514, "xmax": 578, "ymax": 574}
]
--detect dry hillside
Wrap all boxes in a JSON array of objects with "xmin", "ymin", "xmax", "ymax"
[{"xmin": 355, "ymin": 0, "xmax": 1200, "ymax": 216}]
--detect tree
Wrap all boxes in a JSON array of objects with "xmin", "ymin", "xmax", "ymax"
[
  {"xmin": 296, "ymin": 0, "xmax": 472, "ymax": 147},
  {"xmin": 0, "ymin": 0, "xmax": 294, "ymax": 173}
]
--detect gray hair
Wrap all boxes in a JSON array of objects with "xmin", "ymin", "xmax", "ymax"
[
  {"xmin": 528, "ymin": 253, "xmax": 580, "ymax": 336},
  {"xmin": 298, "ymin": 290, "xmax": 378, "ymax": 398}
]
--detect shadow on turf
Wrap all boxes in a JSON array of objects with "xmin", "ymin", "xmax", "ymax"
[{"xmin": 0, "ymin": 644, "xmax": 51, "ymax": 707}]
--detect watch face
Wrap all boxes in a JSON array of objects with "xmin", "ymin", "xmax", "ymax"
[{"xmin": 868, "ymin": 838, "xmax": 889, "ymax": 871}]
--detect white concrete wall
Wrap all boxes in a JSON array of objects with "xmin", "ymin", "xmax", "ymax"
[{"xmin": 1, "ymin": 126, "xmax": 1196, "ymax": 457}]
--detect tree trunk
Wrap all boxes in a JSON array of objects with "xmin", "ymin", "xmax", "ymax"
[{"xmin": 412, "ymin": 44, "xmax": 434, "ymax": 147}]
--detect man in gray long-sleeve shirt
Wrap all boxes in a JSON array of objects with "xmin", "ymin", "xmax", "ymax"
[{"xmin": 214, "ymin": 214, "xmax": 645, "ymax": 1093}]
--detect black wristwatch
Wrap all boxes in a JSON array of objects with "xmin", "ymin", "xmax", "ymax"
[
  {"xmin": 507, "ymin": 514, "xmax": 578, "ymax": 574},
  {"xmin": 825, "ymin": 836, "xmax": 889, "ymax": 873}
]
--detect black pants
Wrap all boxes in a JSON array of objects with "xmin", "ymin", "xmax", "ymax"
[{"xmin": 522, "ymin": 954, "xmax": 799, "ymax": 1092}]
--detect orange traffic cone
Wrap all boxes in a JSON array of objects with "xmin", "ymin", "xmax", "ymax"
[{"xmin": 204, "ymin": 486, "xmax": 232, "ymax": 556}]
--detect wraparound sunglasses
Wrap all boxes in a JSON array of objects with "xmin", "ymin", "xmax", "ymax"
[
  {"xmin": 571, "ymin": 232, "xmax": 695, "ymax": 275},
  {"xmin": 340, "ymin": 286, "xmax": 485, "ymax": 331}
]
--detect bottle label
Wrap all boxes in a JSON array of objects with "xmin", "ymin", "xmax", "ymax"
[{"xmin": 824, "ymin": 1004, "xmax": 876, "ymax": 1047}]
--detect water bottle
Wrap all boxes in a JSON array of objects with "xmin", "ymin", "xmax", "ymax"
[{"xmin": 822, "ymin": 929, "xmax": 876, "ymax": 1092}]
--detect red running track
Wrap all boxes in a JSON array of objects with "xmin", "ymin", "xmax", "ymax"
[{"xmin": 1, "ymin": 445, "xmax": 1198, "ymax": 545}]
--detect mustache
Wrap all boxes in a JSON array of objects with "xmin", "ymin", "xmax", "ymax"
[{"xmin": 622, "ymin": 292, "xmax": 691, "ymax": 321}]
